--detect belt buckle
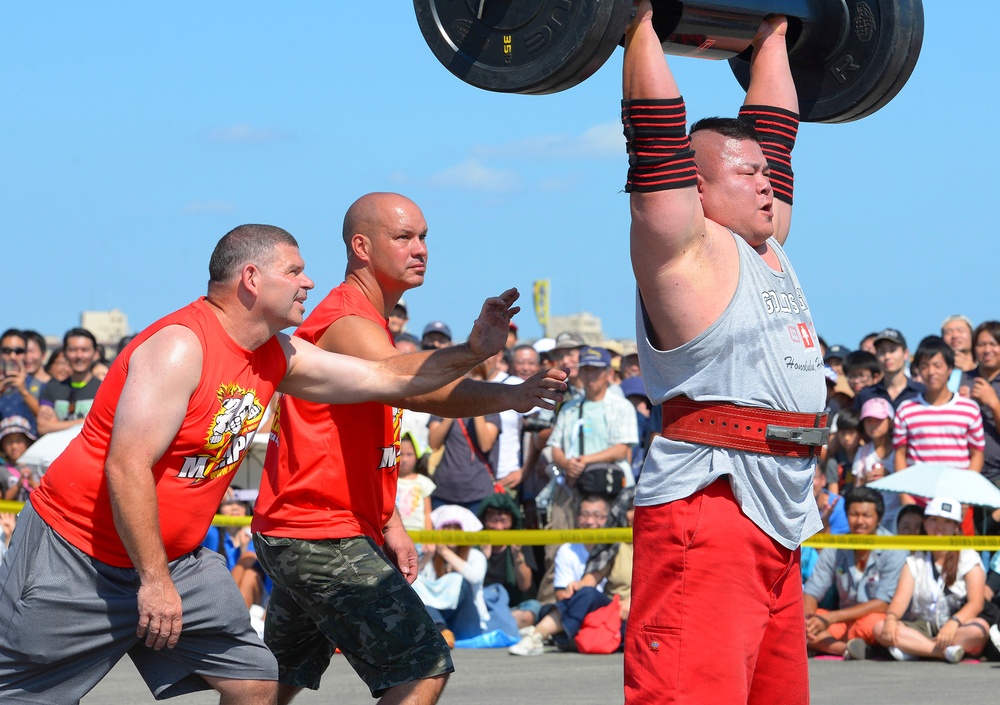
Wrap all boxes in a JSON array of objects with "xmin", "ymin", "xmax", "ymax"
[{"xmin": 764, "ymin": 425, "xmax": 830, "ymax": 447}]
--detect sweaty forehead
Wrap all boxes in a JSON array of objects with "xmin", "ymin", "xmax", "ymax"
[{"xmin": 691, "ymin": 131, "xmax": 763, "ymax": 171}]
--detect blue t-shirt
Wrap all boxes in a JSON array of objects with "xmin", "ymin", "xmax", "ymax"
[{"xmin": 821, "ymin": 490, "xmax": 849, "ymax": 535}]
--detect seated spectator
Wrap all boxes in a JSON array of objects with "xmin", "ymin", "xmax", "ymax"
[
  {"xmin": 895, "ymin": 504, "xmax": 925, "ymax": 536},
  {"xmin": 395, "ymin": 432, "xmax": 435, "ymax": 536},
  {"xmin": 478, "ymin": 492, "xmax": 538, "ymax": 629},
  {"xmin": 1, "ymin": 416, "xmax": 38, "ymax": 502},
  {"xmin": 509, "ymin": 495, "xmax": 634, "ymax": 657},
  {"xmin": 802, "ymin": 488, "xmax": 907, "ymax": 659},
  {"xmin": 37, "ymin": 328, "xmax": 102, "ymax": 435},
  {"xmin": 853, "ymin": 397, "xmax": 902, "ymax": 532},
  {"xmin": 813, "ymin": 464, "xmax": 848, "ymax": 535},
  {"xmin": 414, "ymin": 505, "xmax": 518, "ymax": 645},
  {"xmin": 873, "ymin": 497, "xmax": 995, "ymax": 663},
  {"xmin": 823, "ymin": 407, "xmax": 862, "ymax": 495}
]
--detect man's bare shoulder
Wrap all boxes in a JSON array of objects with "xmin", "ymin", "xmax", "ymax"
[
  {"xmin": 639, "ymin": 222, "xmax": 740, "ymax": 350},
  {"xmin": 130, "ymin": 325, "xmax": 203, "ymax": 366},
  {"xmin": 316, "ymin": 315, "xmax": 398, "ymax": 361}
]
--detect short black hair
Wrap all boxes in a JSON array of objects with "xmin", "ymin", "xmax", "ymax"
[
  {"xmin": 914, "ymin": 335, "xmax": 955, "ymax": 370},
  {"xmin": 23, "ymin": 330, "xmax": 46, "ymax": 355},
  {"xmin": 0, "ymin": 329, "xmax": 25, "ymax": 345},
  {"xmin": 974, "ymin": 321, "xmax": 1000, "ymax": 351},
  {"xmin": 843, "ymin": 350, "xmax": 880, "ymax": 378},
  {"xmin": 835, "ymin": 407, "xmax": 861, "ymax": 433},
  {"xmin": 896, "ymin": 504, "xmax": 925, "ymax": 532},
  {"xmin": 845, "ymin": 486, "xmax": 885, "ymax": 521},
  {"xmin": 689, "ymin": 116, "xmax": 760, "ymax": 142},
  {"xmin": 63, "ymin": 327, "xmax": 97, "ymax": 350}
]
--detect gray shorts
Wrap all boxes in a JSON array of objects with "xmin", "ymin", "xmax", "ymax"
[
  {"xmin": 0, "ymin": 501, "xmax": 277, "ymax": 703},
  {"xmin": 255, "ymin": 533, "xmax": 453, "ymax": 697}
]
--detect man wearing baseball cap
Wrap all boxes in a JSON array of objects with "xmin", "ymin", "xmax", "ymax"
[
  {"xmin": 854, "ymin": 328, "xmax": 925, "ymax": 412},
  {"xmin": 421, "ymin": 321, "xmax": 452, "ymax": 350}
]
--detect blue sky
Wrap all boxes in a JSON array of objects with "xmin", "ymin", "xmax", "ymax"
[{"xmin": 2, "ymin": 3, "xmax": 992, "ymax": 354}]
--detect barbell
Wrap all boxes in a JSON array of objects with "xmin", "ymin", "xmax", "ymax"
[{"xmin": 412, "ymin": 0, "xmax": 923, "ymax": 123}]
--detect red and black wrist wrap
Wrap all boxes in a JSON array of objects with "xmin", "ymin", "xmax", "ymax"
[
  {"xmin": 739, "ymin": 105, "xmax": 799, "ymax": 205},
  {"xmin": 622, "ymin": 98, "xmax": 698, "ymax": 193}
]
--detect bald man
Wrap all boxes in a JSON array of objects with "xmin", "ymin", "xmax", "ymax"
[{"xmin": 252, "ymin": 193, "xmax": 565, "ymax": 705}]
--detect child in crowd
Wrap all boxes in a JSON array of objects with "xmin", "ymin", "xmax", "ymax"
[
  {"xmin": 0, "ymin": 416, "xmax": 38, "ymax": 502},
  {"xmin": 395, "ymin": 432, "xmax": 435, "ymax": 537},
  {"xmin": 873, "ymin": 497, "xmax": 996, "ymax": 663},
  {"xmin": 853, "ymin": 398, "xmax": 902, "ymax": 532},
  {"xmin": 843, "ymin": 350, "xmax": 882, "ymax": 396},
  {"xmin": 824, "ymin": 408, "xmax": 863, "ymax": 496}
]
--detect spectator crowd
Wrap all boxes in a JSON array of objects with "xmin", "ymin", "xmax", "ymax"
[{"xmin": 4, "ymin": 310, "xmax": 1000, "ymax": 664}]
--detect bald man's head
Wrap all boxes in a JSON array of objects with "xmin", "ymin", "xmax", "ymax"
[{"xmin": 342, "ymin": 192, "xmax": 422, "ymax": 251}]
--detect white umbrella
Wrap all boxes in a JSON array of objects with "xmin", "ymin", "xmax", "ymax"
[{"xmin": 867, "ymin": 462, "xmax": 1000, "ymax": 509}]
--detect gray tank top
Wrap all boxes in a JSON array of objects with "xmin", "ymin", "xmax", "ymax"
[{"xmin": 635, "ymin": 232, "xmax": 826, "ymax": 549}]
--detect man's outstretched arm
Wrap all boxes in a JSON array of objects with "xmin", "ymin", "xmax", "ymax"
[{"xmin": 741, "ymin": 17, "xmax": 799, "ymax": 245}]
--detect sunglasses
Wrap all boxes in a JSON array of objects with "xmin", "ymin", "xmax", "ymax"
[{"xmin": 0, "ymin": 347, "xmax": 26, "ymax": 355}]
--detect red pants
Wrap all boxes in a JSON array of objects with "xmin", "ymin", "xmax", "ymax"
[{"xmin": 625, "ymin": 479, "xmax": 808, "ymax": 705}]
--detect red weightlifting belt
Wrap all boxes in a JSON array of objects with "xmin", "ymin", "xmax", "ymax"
[{"xmin": 660, "ymin": 396, "xmax": 829, "ymax": 458}]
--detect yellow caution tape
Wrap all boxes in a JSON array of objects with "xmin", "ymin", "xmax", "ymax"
[
  {"xmin": 4, "ymin": 499, "xmax": 998, "ymax": 551},
  {"xmin": 803, "ymin": 533, "xmax": 1000, "ymax": 551},
  {"xmin": 409, "ymin": 529, "xmax": 634, "ymax": 546}
]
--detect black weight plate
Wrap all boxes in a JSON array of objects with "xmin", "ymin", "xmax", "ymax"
[
  {"xmin": 414, "ymin": 0, "xmax": 632, "ymax": 95},
  {"xmin": 728, "ymin": 0, "xmax": 924, "ymax": 123}
]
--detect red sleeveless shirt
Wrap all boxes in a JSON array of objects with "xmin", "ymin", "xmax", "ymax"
[{"xmin": 31, "ymin": 298, "xmax": 287, "ymax": 567}]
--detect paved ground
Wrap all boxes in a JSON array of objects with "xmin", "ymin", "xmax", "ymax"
[{"xmin": 83, "ymin": 649, "xmax": 1000, "ymax": 704}]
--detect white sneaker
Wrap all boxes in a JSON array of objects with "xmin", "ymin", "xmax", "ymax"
[
  {"xmin": 990, "ymin": 624, "xmax": 1000, "ymax": 653},
  {"xmin": 508, "ymin": 631, "xmax": 544, "ymax": 656},
  {"xmin": 249, "ymin": 604, "xmax": 266, "ymax": 640},
  {"xmin": 888, "ymin": 646, "xmax": 918, "ymax": 662},
  {"xmin": 518, "ymin": 625, "xmax": 537, "ymax": 638},
  {"xmin": 944, "ymin": 645, "xmax": 965, "ymax": 664}
]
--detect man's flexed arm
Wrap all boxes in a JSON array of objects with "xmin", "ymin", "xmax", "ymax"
[
  {"xmin": 105, "ymin": 325, "xmax": 203, "ymax": 651},
  {"xmin": 741, "ymin": 17, "xmax": 798, "ymax": 245}
]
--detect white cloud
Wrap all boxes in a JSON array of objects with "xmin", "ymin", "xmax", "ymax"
[
  {"xmin": 424, "ymin": 159, "xmax": 519, "ymax": 192},
  {"xmin": 183, "ymin": 199, "xmax": 236, "ymax": 215},
  {"xmin": 471, "ymin": 121, "xmax": 623, "ymax": 160},
  {"xmin": 208, "ymin": 124, "xmax": 285, "ymax": 144}
]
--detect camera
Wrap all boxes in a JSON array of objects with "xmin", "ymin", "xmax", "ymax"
[
  {"xmin": 2, "ymin": 360, "xmax": 19, "ymax": 378},
  {"xmin": 523, "ymin": 414, "xmax": 554, "ymax": 433}
]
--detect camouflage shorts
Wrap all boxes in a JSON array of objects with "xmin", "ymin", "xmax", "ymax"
[{"xmin": 254, "ymin": 534, "xmax": 453, "ymax": 697}]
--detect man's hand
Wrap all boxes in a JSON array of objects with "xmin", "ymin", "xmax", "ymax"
[
  {"xmin": 498, "ymin": 469, "xmax": 523, "ymax": 489},
  {"xmin": 137, "ymin": 577, "xmax": 183, "ymax": 650},
  {"xmin": 565, "ymin": 457, "xmax": 587, "ymax": 481},
  {"xmin": 804, "ymin": 613, "xmax": 829, "ymax": 640},
  {"xmin": 383, "ymin": 524, "xmax": 419, "ymax": 584},
  {"xmin": 970, "ymin": 378, "xmax": 1000, "ymax": 415},
  {"xmin": 467, "ymin": 289, "xmax": 520, "ymax": 358},
  {"xmin": 508, "ymin": 369, "xmax": 567, "ymax": 412}
]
